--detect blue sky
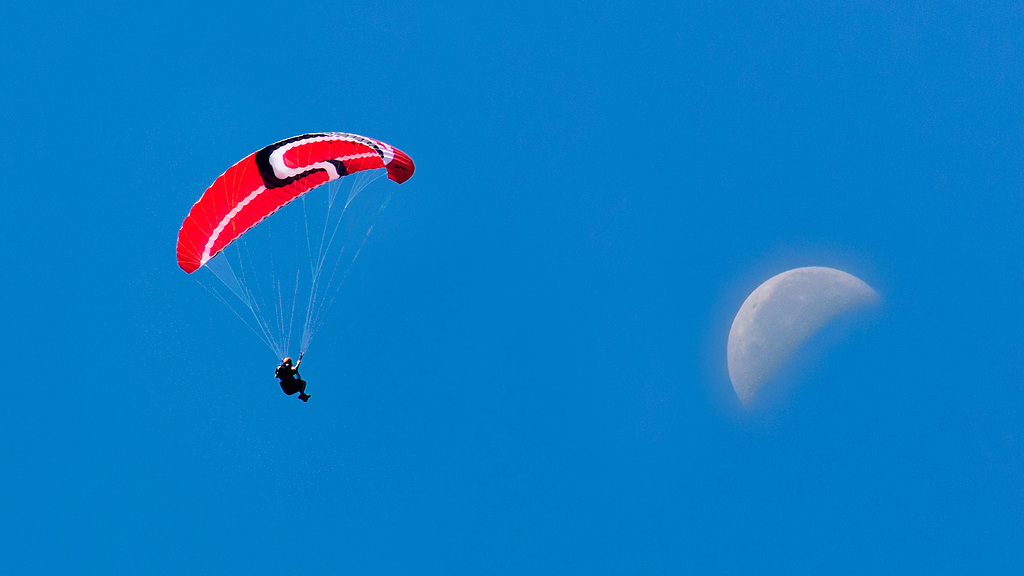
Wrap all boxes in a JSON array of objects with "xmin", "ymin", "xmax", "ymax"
[{"xmin": 2, "ymin": 1, "xmax": 1023, "ymax": 573}]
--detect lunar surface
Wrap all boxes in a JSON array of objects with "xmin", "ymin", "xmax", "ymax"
[{"xmin": 727, "ymin": 267, "xmax": 878, "ymax": 405}]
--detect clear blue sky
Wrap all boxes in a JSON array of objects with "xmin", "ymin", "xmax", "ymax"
[{"xmin": 2, "ymin": 1, "xmax": 1022, "ymax": 573}]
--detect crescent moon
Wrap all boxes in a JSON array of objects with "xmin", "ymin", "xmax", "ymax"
[{"xmin": 727, "ymin": 267, "xmax": 878, "ymax": 405}]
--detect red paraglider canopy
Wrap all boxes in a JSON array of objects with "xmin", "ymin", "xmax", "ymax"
[{"xmin": 177, "ymin": 133, "xmax": 415, "ymax": 273}]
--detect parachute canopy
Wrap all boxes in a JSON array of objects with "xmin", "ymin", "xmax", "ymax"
[{"xmin": 177, "ymin": 132, "xmax": 415, "ymax": 273}]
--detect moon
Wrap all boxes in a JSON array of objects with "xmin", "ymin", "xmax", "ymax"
[{"xmin": 727, "ymin": 267, "xmax": 878, "ymax": 405}]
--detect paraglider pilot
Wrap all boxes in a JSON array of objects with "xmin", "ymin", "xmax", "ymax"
[{"xmin": 275, "ymin": 356, "xmax": 310, "ymax": 402}]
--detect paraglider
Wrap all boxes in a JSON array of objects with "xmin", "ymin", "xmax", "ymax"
[
  {"xmin": 177, "ymin": 133, "xmax": 415, "ymax": 399},
  {"xmin": 275, "ymin": 355, "xmax": 309, "ymax": 402},
  {"xmin": 177, "ymin": 132, "xmax": 414, "ymax": 273}
]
